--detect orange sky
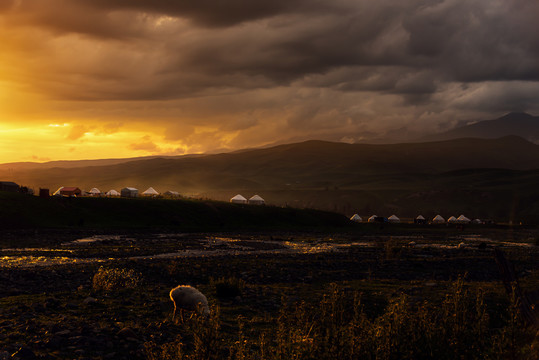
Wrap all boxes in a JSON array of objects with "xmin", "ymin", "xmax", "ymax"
[{"xmin": 1, "ymin": 1, "xmax": 538, "ymax": 163}]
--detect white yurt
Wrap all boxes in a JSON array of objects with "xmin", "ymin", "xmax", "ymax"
[
  {"xmin": 432, "ymin": 215, "xmax": 445, "ymax": 223},
  {"xmin": 368, "ymin": 215, "xmax": 377, "ymax": 223},
  {"xmin": 447, "ymin": 216, "xmax": 458, "ymax": 223},
  {"xmin": 106, "ymin": 189, "xmax": 120, "ymax": 196},
  {"xmin": 388, "ymin": 215, "xmax": 400, "ymax": 223},
  {"xmin": 248, "ymin": 194, "xmax": 265, "ymax": 205},
  {"xmin": 415, "ymin": 215, "xmax": 426, "ymax": 224},
  {"xmin": 142, "ymin": 187, "xmax": 160, "ymax": 196},
  {"xmin": 164, "ymin": 190, "xmax": 180, "ymax": 197},
  {"xmin": 457, "ymin": 215, "xmax": 471, "ymax": 223},
  {"xmin": 230, "ymin": 194, "xmax": 247, "ymax": 204},
  {"xmin": 472, "ymin": 218, "xmax": 482, "ymax": 224},
  {"xmin": 350, "ymin": 214, "xmax": 362, "ymax": 222},
  {"xmin": 89, "ymin": 188, "xmax": 101, "ymax": 196}
]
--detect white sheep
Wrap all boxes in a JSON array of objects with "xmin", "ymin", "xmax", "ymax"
[{"xmin": 169, "ymin": 285, "xmax": 210, "ymax": 322}]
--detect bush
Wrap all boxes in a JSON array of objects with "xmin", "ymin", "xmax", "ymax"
[
  {"xmin": 145, "ymin": 281, "xmax": 537, "ymax": 360},
  {"xmin": 92, "ymin": 266, "xmax": 142, "ymax": 292},
  {"xmin": 210, "ymin": 277, "xmax": 245, "ymax": 299}
]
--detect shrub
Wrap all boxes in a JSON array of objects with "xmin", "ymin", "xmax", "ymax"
[
  {"xmin": 145, "ymin": 281, "xmax": 537, "ymax": 360},
  {"xmin": 92, "ymin": 266, "xmax": 142, "ymax": 292},
  {"xmin": 210, "ymin": 277, "xmax": 246, "ymax": 299}
]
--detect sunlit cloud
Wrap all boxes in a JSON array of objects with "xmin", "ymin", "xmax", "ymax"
[{"xmin": 0, "ymin": 0, "xmax": 538, "ymax": 162}]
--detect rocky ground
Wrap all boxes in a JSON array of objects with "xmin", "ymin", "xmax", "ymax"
[{"xmin": 1, "ymin": 229, "xmax": 538, "ymax": 359}]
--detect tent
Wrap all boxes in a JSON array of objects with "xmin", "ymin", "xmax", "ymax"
[
  {"xmin": 367, "ymin": 215, "xmax": 377, "ymax": 223},
  {"xmin": 142, "ymin": 187, "xmax": 160, "ymax": 196},
  {"xmin": 248, "ymin": 195, "xmax": 265, "ymax": 205},
  {"xmin": 457, "ymin": 215, "xmax": 471, "ymax": 223},
  {"xmin": 388, "ymin": 215, "xmax": 400, "ymax": 223},
  {"xmin": 230, "ymin": 194, "xmax": 247, "ymax": 204},
  {"xmin": 106, "ymin": 189, "xmax": 120, "ymax": 196},
  {"xmin": 350, "ymin": 214, "xmax": 362, "ymax": 222},
  {"xmin": 432, "ymin": 215, "xmax": 445, "ymax": 223},
  {"xmin": 415, "ymin": 215, "xmax": 426, "ymax": 224},
  {"xmin": 447, "ymin": 216, "xmax": 458, "ymax": 223},
  {"xmin": 121, "ymin": 187, "xmax": 138, "ymax": 198},
  {"xmin": 89, "ymin": 188, "xmax": 101, "ymax": 196}
]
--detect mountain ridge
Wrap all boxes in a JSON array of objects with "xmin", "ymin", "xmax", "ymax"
[{"xmin": 422, "ymin": 112, "xmax": 539, "ymax": 142}]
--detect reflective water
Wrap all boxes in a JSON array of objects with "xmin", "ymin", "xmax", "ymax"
[{"xmin": 0, "ymin": 234, "xmax": 533, "ymax": 268}]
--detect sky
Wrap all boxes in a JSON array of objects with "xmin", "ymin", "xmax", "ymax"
[{"xmin": 1, "ymin": 0, "xmax": 539, "ymax": 163}]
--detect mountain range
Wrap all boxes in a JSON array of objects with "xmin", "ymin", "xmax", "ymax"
[
  {"xmin": 422, "ymin": 112, "xmax": 539, "ymax": 143},
  {"xmin": 2, "ymin": 112, "xmax": 539, "ymax": 222}
]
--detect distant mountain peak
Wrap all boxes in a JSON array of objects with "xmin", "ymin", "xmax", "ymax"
[
  {"xmin": 500, "ymin": 112, "xmax": 534, "ymax": 120},
  {"xmin": 421, "ymin": 112, "xmax": 539, "ymax": 142}
]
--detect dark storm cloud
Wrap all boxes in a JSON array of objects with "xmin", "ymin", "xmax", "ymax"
[
  {"xmin": 2, "ymin": 0, "xmax": 539, "ymax": 147},
  {"xmin": 76, "ymin": 0, "xmax": 344, "ymax": 27},
  {"xmin": 403, "ymin": 0, "xmax": 539, "ymax": 83}
]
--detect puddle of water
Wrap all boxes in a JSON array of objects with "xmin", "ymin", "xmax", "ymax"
[
  {"xmin": 62, "ymin": 235, "xmax": 123, "ymax": 246},
  {"xmin": 2, "ymin": 234, "xmax": 535, "ymax": 268},
  {"xmin": 0, "ymin": 255, "xmax": 108, "ymax": 268},
  {"xmin": 1, "ymin": 248, "xmax": 74, "ymax": 253}
]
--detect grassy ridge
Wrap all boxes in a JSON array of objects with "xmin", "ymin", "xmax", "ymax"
[{"xmin": 0, "ymin": 192, "xmax": 351, "ymax": 230}]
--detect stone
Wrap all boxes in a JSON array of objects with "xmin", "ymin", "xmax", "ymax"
[
  {"xmin": 83, "ymin": 297, "xmax": 97, "ymax": 305},
  {"xmin": 117, "ymin": 327, "xmax": 139, "ymax": 341}
]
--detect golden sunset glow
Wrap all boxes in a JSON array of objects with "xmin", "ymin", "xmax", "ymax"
[{"xmin": 0, "ymin": 1, "xmax": 538, "ymax": 164}]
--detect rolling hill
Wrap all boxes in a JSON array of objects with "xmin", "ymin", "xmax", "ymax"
[
  {"xmin": 423, "ymin": 112, "xmax": 539, "ymax": 143},
  {"xmin": 2, "ymin": 136, "xmax": 539, "ymax": 222}
]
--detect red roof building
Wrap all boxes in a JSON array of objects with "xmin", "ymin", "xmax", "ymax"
[{"xmin": 59, "ymin": 187, "xmax": 82, "ymax": 197}]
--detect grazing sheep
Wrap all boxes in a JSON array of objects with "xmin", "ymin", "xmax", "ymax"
[{"xmin": 170, "ymin": 285, "xmax": 210, "ymax": 322}]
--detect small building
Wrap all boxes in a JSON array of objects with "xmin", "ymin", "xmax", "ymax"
[
  {"xmin": 248, "ymin": 194, "xmax": 265, "ymax": 205},
  {"xmin": 164, "ymin": 190, "xmax": 180, "ymax": 198},
  {"xmin": 230, "ymin": 194, "xmax": 247, "ymax": 204},
  {"xmin": 432, "ymin": 215, "xmax": 445, "ymax": 224},
  {"xmin": 0, "ymin": 181, "xmax": 20, "ymax": 192},
  {"xmin": 121, "ymin": 187, "xmax": 138, "ymax": 198},
  {"xmin": 60, "ymin": 187, "xmax": 82, "ymax": 197},
  {"xmin": 39, "ymin": 188, "xmax": 50, "ymax": 198},
  {"xmin": 105, "ymin": 189, "xmax": 120, "ymax": 196},
  {"xmin": 142, "ymin": 187, "xmax": 160, "ymax": 196},
  {"xmin": 447, "ymin": 216, "xmax": 458, "ymax": 224},
  {"xmin": 350, "ymin": 214, "xmax": 362, "ymax": 222},
  {"xmin": 457, "ymin": 215, "xmax": 471, "ymax": 224},
  {"xmin": 415, "ymin": 215, "xmax": 426, "ymax": 224},
  {"xmin": 89, "ymin": 188, "xmax": 101, "ymax": 196}
]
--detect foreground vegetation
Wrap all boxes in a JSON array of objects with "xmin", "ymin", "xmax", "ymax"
[
  {"xmin": 0, "ymin": 191, "xmax": 350, "ymax": 231},
  {"xmin": 1, "ymin": 230, "xmax": 538, "ymax": 359},
  {"xmin": 146, "ymin": 280, "xmax": 538, "ymax": 360}
]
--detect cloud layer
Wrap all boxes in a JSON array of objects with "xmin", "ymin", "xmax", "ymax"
[{"xmin": 1, "ymin": 0, "xmax": 539, "ymax": 159}]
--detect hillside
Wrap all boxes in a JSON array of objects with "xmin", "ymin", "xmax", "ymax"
[
  {"xmin": 3, "ymin": 136, "xmax": 539, "ymax": 192},
  {"xmin": 423, "ymin": 112, "xmax": 539, "ymax": 142},
  {"xmin": 2, "ymin": 136, "xmax": 539, "ymax": 222},
  {"xmin": 0, "ymin": 191, "xmax": 350, "ymax": 230}
]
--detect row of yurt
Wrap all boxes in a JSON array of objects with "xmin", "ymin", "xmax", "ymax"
[
  {"xmin": 351, "ymin": 214, "xmax": 477, "ymax": 225},
  {"xmin": 230, "ymin": 194, "xmax": 266, "ymax": 205},
  {"xmin": 431, "ymin": 215, "xmax": 472, "ymax": 224},
  {"xmin": 364, "ymin": 214, "xmax": 401, "ymax": 223}
]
